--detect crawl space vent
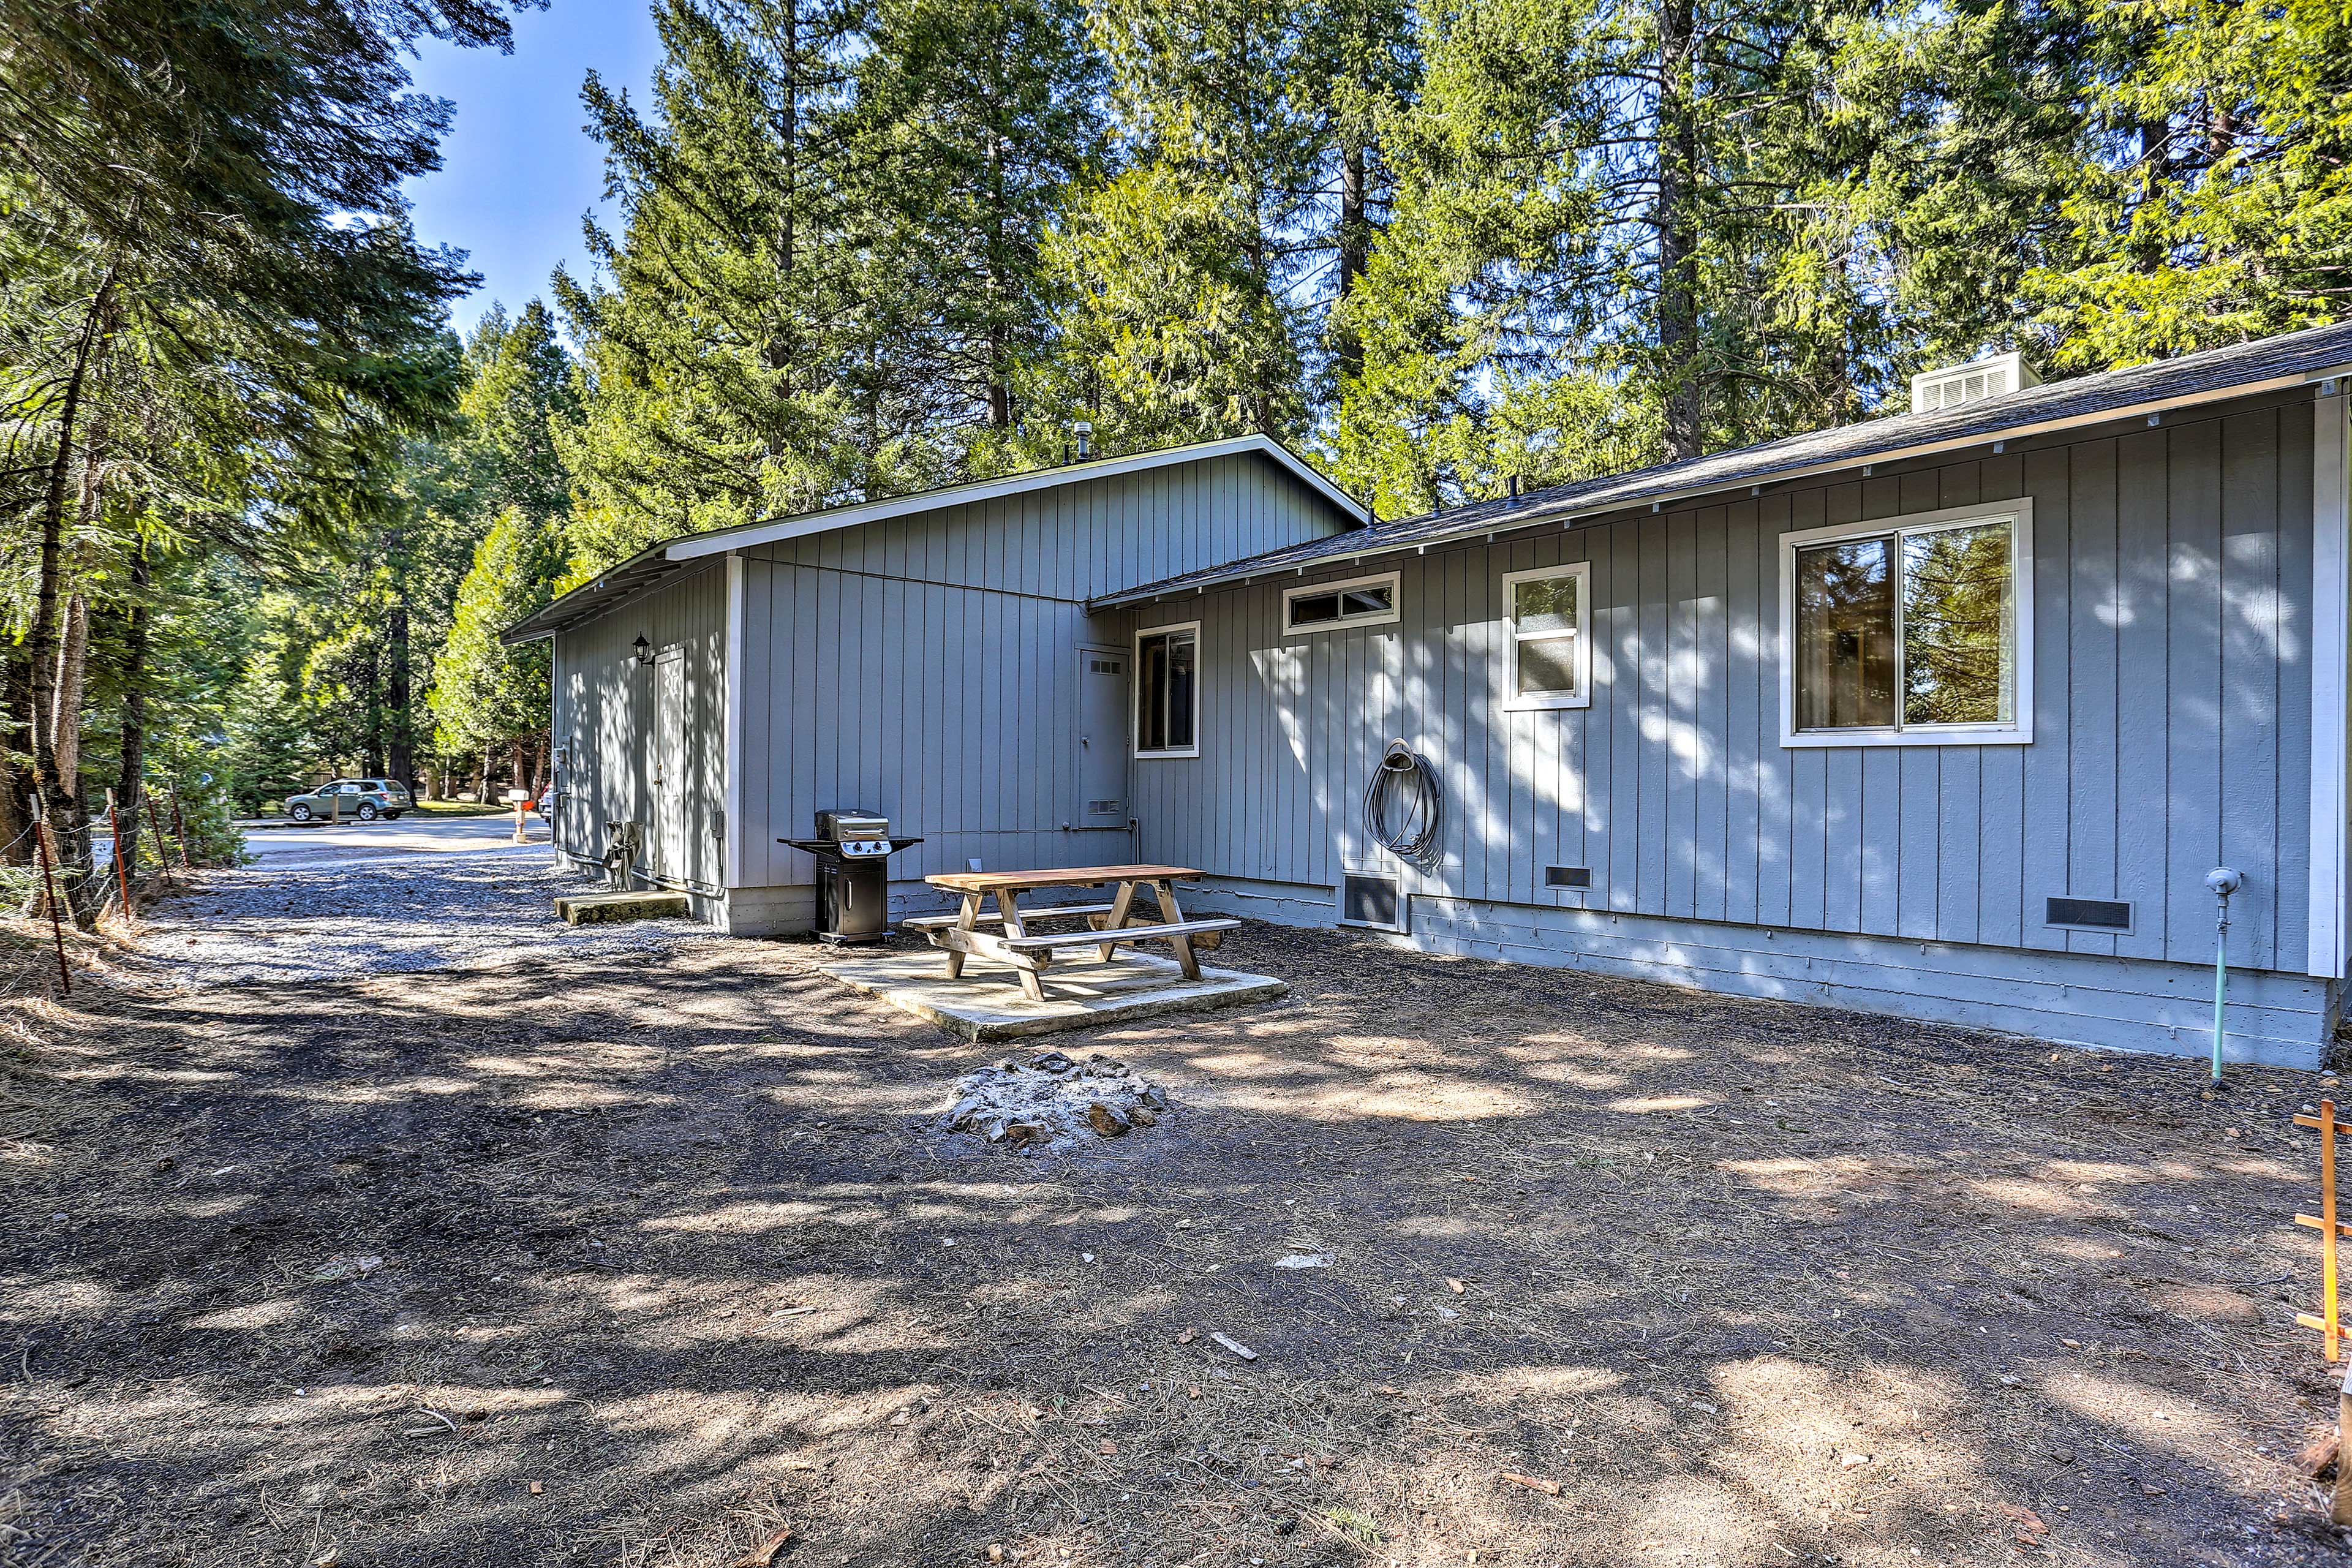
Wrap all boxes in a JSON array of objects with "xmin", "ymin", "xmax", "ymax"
[
  {"xmin": 2046, "ymin": 896, "xmax": 2132, "ymax": 931},
  {"xmin": 1341, "ymin": 872, "xmax": 1403, "ymax": 931},
  {"xmin": 1545, "ymin": 865, "xmax": 1593, "ymax": 889}
]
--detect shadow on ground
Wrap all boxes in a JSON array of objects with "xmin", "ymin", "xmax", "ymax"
[{"xmin": 0, "ymin": 918, "xmax": 2344, "ymax": 1567}]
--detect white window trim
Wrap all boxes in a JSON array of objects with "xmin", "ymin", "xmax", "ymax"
[
  {"xmin": 1283, "ymin": 570, "xmax": 1401, "ymax": 635},
  {"xmin": 1133, "ymin": 619, "xmax": 1201, "ymax": 760},
  {"xmin": 1779, "ymin": 499, "xmax": 2035, "ymax": 748},
  {"xmin": 1501, "ymin": 561, "xmax": 1593, "ymax": 712}
]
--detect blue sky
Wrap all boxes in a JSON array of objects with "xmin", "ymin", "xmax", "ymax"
[{"xmin": 402, "ymin": 0, "xmax": 665, "ymax": 335}]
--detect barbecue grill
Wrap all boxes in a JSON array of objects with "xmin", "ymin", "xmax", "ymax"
[{"xmin": 781, "ymin": 809, "xmax": 922, "ymax": 943}]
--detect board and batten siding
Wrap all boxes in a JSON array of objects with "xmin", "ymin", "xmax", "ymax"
[
  {"xmin": 726, "ymin": 450, "xmax": 1355, "ymax": 912},
  {"xmin": 551, "ymin": 561, "xmax": 727, "ymax": 900},
  {"xmin": 1128, "ymin": 393, "xmax": 2334, "ymax": 1061}
]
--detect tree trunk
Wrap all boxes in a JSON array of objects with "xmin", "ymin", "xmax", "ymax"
[
  {"xmin": 51, "ymin": 594, "xmax": 88, "ymax": 792},
  {"xmin": 1333, "ymin": 134, "xmax": 1370, "ymax": 388},
  {"xmin": 23, "ymin": 270, "xmax": 113, "ymax": 916},
  {"xmin": 1654, "ymin": 0, "xmax": 1702, "ymax": 462},
  {"xmin": 113, "ymin": 543, "xmax": 153, "ymax": 881},
  {"xmin": 985, "ymin": 64, "xmax": 1012, "ymax": 430},
  {"xmin": 481, "ymin": 750, "xmax": 495, "ymax": 804},
  {"xmin": 388, "ymin": 579, "xmax": 413, "ymax": 794}
]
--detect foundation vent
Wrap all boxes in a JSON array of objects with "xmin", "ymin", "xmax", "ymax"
[
  {"xmin": 2046, "ymin": 896, "xmax": 2132, "ymax": 931},
  {"xmin": 1545, "ymin": 865, "xmax": 1593, "ymax": 889}
]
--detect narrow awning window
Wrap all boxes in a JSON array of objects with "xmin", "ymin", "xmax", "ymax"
[{"xmin": 1284, "ymin": 571, "xmax": 1399, "ymax": 634}]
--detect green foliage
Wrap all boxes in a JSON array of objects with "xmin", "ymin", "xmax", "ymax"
[
  {"xmin": 428, "ymin": 511, "xmax": 562, "ymax": 761},
  {"xmin": 0, "ymin": 0, "xmax": 514, "ymax": 905},
  {"xmin": 2024, "ymin": 0, "xmax": 2352, "ymax": 366}
]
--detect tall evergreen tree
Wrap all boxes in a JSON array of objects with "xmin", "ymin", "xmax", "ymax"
[
  {"xmin": 1054, "ymin": 0, "xmax": 1417, "ymax": 453},
  {"xmin": 555, "ymin": 0, "xmax": 872, "ymax": 573},
  {"xmin": 850, "ymin": 0, "xmax": 1107, "ymax": 469},
  {"xmin": 428, "ymin": 509, "xmax": 562, "ymax": 790},
  {"xmin": 2022, "ymin": 0, "xmax": 2352, "ymax": 366},
  {"xmin": 0, "ymin": 0, "xmax": 504, "ymax": 913}
]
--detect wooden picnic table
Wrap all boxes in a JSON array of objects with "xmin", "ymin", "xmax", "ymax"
[{"xmin": 908, "ymin": 864, "xmax": 1240, "ymax": 1002}]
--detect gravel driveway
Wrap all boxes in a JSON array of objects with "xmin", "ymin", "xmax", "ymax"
[{"xmin": 119, "ymin": 851, "xmax": 712, "ymax": 987}]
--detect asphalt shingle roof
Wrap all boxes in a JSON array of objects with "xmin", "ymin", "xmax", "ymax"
[{"xmin": 1091, "ymin": 318, "xmax": 2352, "ymax": 608}]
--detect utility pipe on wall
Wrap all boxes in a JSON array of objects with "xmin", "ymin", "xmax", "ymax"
[{"xmin": 2206, "ymin": 867, "xmax": 2244, "ymax": 1082}]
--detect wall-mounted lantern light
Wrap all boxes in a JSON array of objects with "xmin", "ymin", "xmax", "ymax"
[{"xmin": 631, "ymin": 635, "xmax": 654, "ymax": 666}]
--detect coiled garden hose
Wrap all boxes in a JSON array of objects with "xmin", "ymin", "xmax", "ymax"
[{"xmin": 1363, "ymin": 739, "xmax": 1444, "ymax": 865}]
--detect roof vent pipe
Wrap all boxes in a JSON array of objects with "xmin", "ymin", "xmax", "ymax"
[
  {"xmin": 1071, "ymin": 421, "xmax": 1093, "ymax": 461},
  {"xmin": 1507, "ymin": 474, "xmax": 1522, "ymax": 499}
]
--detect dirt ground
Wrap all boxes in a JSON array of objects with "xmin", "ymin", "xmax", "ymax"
[{"xmin": 4, "ymin": 864, "xmax": 2351, "ymax": 1567}]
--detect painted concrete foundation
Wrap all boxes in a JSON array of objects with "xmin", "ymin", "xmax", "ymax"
[
  {"xmin": 1175, "ymin": 876, "xmax": 2340, "ymax": 1069},
  {"xmin": 579, "ymin": 856, "xmax": 2336, "ymax": 1068}
]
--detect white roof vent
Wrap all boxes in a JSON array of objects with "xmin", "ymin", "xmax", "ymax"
[{"xmin": 1910, "ymin": 351, "xmax": 2042, "ymax": 415}]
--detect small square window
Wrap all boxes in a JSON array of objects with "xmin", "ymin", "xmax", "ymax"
[{"xmin": 1502, "ymin": 563, "xmax": 1591, "ymax": 710}]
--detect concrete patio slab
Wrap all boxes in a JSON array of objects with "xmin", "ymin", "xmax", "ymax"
[{"xmin": 816, "ymin": 948, "xmax": 1287, "ymax": 1041}]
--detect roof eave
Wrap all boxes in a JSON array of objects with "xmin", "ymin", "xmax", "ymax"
[
  {"xmin": 662, "ymin": 434, "xmax": 1365, "ymax": 567},
  {"xmin": 1088, "ymin": 368, "xmax": 2324, "ymax": 610}
]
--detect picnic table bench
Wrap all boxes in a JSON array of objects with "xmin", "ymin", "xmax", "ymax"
[{"xmin": 909, "ymin": 864, "xmax": 1239, "ymax": 1002}]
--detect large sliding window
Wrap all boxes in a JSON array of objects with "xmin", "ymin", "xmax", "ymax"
[
  {"xmin": 1134, "ymin": 622, "xmax": 1200, "ymax": 758},
  {"xmin": 1781, "ymin": 502, "xmax": 2032, "ymax": 747}
]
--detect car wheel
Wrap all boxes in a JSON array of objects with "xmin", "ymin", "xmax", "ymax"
[
  {"xmin": 357, "ymin": 802, "xmax": 378, "ymax": 821},
  {"xmin": 290, "ymin": 803, "xmax": 313, "ymax": 822}
]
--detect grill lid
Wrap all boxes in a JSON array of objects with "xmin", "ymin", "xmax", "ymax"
[{"xmin": 816, "ymin": 809, "xmax": 889, "ymax": 841}]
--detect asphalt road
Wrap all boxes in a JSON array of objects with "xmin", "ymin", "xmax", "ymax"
[{"xmin": 237, "ymin": 810, "xmax": 554, "ymax": 865}]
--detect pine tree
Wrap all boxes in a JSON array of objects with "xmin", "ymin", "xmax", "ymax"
[
  {"xmin": 0, "ymin": 0, "xmax": 497, "ymax": 914},
  {"xmin": 1051, "ymin": 0, "xmax": 1417, "ymax": 453},
  {"xmin": 849, "ymin": 0, "xmax": 1107, "ymax": 473},
  {"xmin": 555, "ymin": 0, "xmax": 872, "ymax": 573},
  {"xmin": 1332, "ymin": 0, "xmax": 1951, "ymax": 512},
  {"xmin": 428, "ymin": 510, "xmax": 562, "ymax": 786},
  {"xmin": 2022, "ymin": 0, "xmax": 2352, "ymax": 366}
]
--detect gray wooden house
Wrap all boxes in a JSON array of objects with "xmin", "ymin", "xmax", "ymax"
[{"xmin": 508, "ymin": 322, "xmax": 2352, "ymax": 1067}]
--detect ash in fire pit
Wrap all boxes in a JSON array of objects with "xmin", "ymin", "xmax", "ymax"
[{"xmin": 939, "ymin": 1050, "xmax": 1170, "ymax": 1153}]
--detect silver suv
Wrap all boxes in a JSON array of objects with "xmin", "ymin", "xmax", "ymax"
[{"xmin": 284, "ymin": 778, "xmax": 412, "ymax": 822}]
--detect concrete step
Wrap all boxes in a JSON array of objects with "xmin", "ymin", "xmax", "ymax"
[{"xmin": 554, "ymin": 889, "xmax": 690, "ymax": 925}]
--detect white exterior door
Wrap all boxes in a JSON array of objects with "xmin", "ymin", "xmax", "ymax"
[{"xmin": 649, "ymin": 647, "xmax": 686, "ymax": 880}]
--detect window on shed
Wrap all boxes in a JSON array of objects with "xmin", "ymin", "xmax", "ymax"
[
  {"xmin": 1785, "ymin": 505, "xmax": 2029, "ymax": 745},
  {"xmin": 1134, "ymin": 623, "xmax": 1199, "ymax": 758},
  {"xmin": 1284, "ymin": 571, "xmax": 1399, "ymax": 633},
  {"xmin": 1502, "ymin": 563, "xmax": 1591, "ymax": 710}
]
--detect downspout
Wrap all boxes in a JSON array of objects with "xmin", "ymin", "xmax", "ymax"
[{"xmin": 2206, "ymin": 867, "xmax": 2243, "ymax": 1081}]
